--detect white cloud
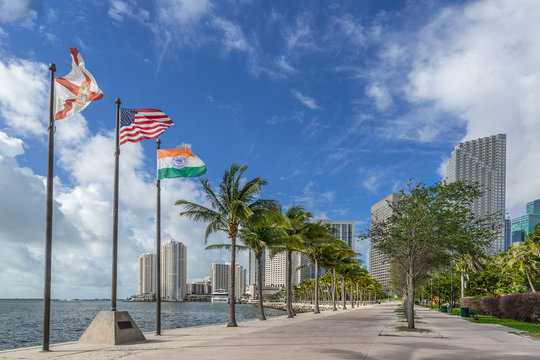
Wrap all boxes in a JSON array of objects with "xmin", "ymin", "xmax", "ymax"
[
  {"xmin": 291, "ymin": 90, "xmax": 320, "ymax": 110},
  {"xmin": 212, "ymin": 17, "xmax": 249, "ymax": 53},
  {"xmin": 395, "ymin": 0, "xmax": 540, "ymax": 215},
  {"xmin": 276, "ymin": 55, "xmax": 296, "ymax": 74},
  {"xmin": 366, "ymin": 83, "xmax": 392, "ymax": 111},
  {"xmin": 0, "ymin": 0, "xmax": 36, "ymax": 26},
  {"xmin": 157, "ymin": 0, "xmax": 212, "ymax": 26},
  {"xmin": 0, "ymin": 57, "xmax": 48, "ymax": 136}
]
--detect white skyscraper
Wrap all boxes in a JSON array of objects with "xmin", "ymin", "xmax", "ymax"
[
  {"xmin": 444, "ymin": 134, "xmax": 507, "ymax": 253},
  {"xmin": 324, "ymin": 220, "xmax": 355, "ymax": 251},
  {"xmin": 212, "ymin": 263, "xmax": 246, "ymax": 299},
  {"xmin": 211, "ymin": 263, "xmax": 229, "ymax": 292},
  {"xmin": 160, "ymin": 240, "xmax": 187, "ymax": 301},
  {"xmin": 138, "ymin": 253, "xmax": 157, "ymax": 295},
  {"xmin": 264, "ymin": 251, "xmax": 309, "ymax": 287},
  {"xmin": 370, "ymin": 193, "xmax": 404, "ymax": 291}
]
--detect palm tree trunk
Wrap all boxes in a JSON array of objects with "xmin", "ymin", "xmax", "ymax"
[
  {"xmin": 461, "ymin": 272, "xmax": 465, "ymax": 299},
  {"xmin": 526, "ymin": 269, "xmax": 536, "ymax": 292},
  {"xmin": 350, "ymin": 283, "xmax": 354, "ymax": 308},
  {"xmin": 228, "ymin": 235, "xmax": 238, "ymax": 327},
  {"xmin": 314, "ymin": 259, "xmax": 320, "ymax": 314},
  {"xmin": 341, "ymin": 279, "xmax": 347, "ymax": 309},
  {"xmin": 286, "ymin": 250, "xmax": 294, "ymax": 318},
  {"xmin": 332, "ymin": 269, "xmax": 337, "ymax": 311},
  {"xmin": 257, "ymin": 253, "xmax": 266, "ymax": 320},
  {"xmin": 356, "ymin": 283, "xmax": 359, "ymax": 307}
]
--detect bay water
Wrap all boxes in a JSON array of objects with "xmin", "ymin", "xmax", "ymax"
[{"xmin": 0, "ymin": 299, "xmax": 285, "ymax": 351}]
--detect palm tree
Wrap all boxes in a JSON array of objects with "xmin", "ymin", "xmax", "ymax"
[
  {"xmin": 300, "ymin": 221, "xmax": 334, "ymax": 314},
  {"xmin": 237, "ymin": 206, "xmax": 287, "ymax": 320},
  {"xmin": 506, "ymin": 241, "xmax": 540, "ymax": 292},
  {"xmin": 457, "ymin": 253, "xmax": 484, "ymax": 298},
  {"xmin": 270, "ymin": 205, "xmax": 312, "ymax": 318},
  {"xmin": 176, "ymin": 163, "xmax": 274, "ymax": 327},
  {"xmin": 320, "ymin": 239, "xmax": 355, "ymax": 311}
]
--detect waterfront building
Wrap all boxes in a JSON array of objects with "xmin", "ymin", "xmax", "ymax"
[
  {"xmin": 370, "ymin": 193, "xmax": 404, "ymax": 292},
  {"xmin": 264, "ymin": 251, "xmax": 310, "ymax": 287},
  {"xmin": 211, "ymin": 263, "xmax": 246, "ymax": 299},
  {"xmin": 511, "ymin": 198, "xmax": 540, "ymax": 244},
  {"xmin": 235, "ymin": 264, "xmax": 247, "ymax": 297},
  {"xmin": 444, "ymin": 134, "xmax": 507, "ymax": 253},
  {"xmin": 160, "ymin": 240, "xmax": 187, "ymax": 301},
  {"xmin": 187, "ymin": 280, "xmax": 212, "ymax": 295},
  {"xmin": 248, "ymin": 249, "xmax": 265, "ymax": 287},
  {"xmin": 211, "ymin": 263, "xmax": 229, "ymax": 292},
  {"xmin": 138, "ymin": 253, "xmax": 157, "ymax": 296}
]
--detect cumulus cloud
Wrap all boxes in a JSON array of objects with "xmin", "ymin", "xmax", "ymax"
[
  {"xmin": 404, "ymin": 0, "xmax": 540, "ymax": 215},
  {"xmin": 0, "ymin": 0, "xmax": 36, "ymax": 26},
  {"xmin": 0, "ymin": 57, "xmax": 49, "ymax": 136}
]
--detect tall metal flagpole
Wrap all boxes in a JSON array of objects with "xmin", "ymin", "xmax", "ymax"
[
  {"xmin": 112, "ymin": 98, "xmax": 121, "ymax": 311},
  {"xmin": 156, "ymin": 139, "xmax": 162, "ymax": 335},
  {"xmin": 42, "ymin": 63, "xmax": 56, "ymax": 352}
]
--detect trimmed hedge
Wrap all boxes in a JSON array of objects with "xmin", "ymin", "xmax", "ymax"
[
  {"xmin": 459, "ymin": 297, "xmax": 478, "ymax": 311},
  {"xmin": 460, "ymin": 293, "xmax": 540, "ymax": 322},
  {"xmin": 479, "ymin": 296, "xmax": 501, "ymax": 317}
]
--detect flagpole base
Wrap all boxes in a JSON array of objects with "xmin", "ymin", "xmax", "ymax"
[{"xmin": 78, "ymin": 311, "xmax": 146, "ymax": 345}]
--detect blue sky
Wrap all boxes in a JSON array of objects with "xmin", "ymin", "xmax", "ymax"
[{"xmin": 1, "ymin": 0, "xmax": 539, "ymax": 299}]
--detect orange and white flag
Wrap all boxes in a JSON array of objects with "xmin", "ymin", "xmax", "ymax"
[{"xmin": 54, "ymin": 48, "xmax": 103, "ymax": 120}]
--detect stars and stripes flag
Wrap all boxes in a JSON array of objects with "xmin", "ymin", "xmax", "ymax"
[
  {"xmin": 120, "ymin": 108, "xmax": 174, "ymax": 145},
  {"xmin": 55, "ymin": 48, "xmax": 103, "ymax": 120}
]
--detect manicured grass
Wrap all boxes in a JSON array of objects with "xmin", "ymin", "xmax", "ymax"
[{"xmin": 465, "ymin": 315, "xmax": 540, "ymax": 335}]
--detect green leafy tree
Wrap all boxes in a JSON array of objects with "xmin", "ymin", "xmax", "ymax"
[
  {"xmin": 368, "ymin": 180, "xmax": 497, "ymax": 329},
  {"xmin": 176, "ymin": 163, "xmax": 275, "ymax": 327}
]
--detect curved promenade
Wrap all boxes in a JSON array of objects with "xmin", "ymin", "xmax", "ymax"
[{"xmin": 1, "ymin": 302, "xmax": 539, "ymax": 359}]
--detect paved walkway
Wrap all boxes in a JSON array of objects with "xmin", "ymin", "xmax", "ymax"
[{"xmin": 1, "ymin": 303, "xmax": 539, "ymax": 359}]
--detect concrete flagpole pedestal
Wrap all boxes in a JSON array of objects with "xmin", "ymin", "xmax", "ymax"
[{"xmin": 78, "ymin": 311, "xmax": 146, "ymax": 345}]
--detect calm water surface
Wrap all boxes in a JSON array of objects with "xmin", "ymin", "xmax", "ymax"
[{"xmin": 0, "ymin": 299, "xmax": 285, "ymax": 351}]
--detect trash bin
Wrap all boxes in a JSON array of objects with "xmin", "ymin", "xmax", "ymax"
[{"xmin": 460, "ymin": 307, "xmax": 469, "ymax": 317}]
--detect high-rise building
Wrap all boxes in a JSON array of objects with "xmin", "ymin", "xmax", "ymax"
[
  {"xmin": 138, "ymin": 253, "xmax": 157, "ymax": 295},
  {"xmin": 211, "ymin": 263, "xmax": 230, "ymax": 292},
  {"xmin": 160, "ymin": 240, "xmax": 187, "ymax": 301},
  {"xmin": 444, "ymin": 134, "xmax": 507, "ymax": 253},
  {"xmin": 264, "ymin": 251, "xmax": 310, "ymax": 287},
  {"xmin": 235, "ymin": 264, "xmax": 247, "ymax": 297},
  {"xmin": 324, "ymin": 220, "xmax": 355, "ymax": 251},
  {"xmin": 511, "ymin": 198, "xmax": 540, "ymax": 244},
  {"xmin": 248, "ymin": 249, "xmax": 265, "ymax": 287},
  {"xmin": 370, "ymin": 193, "xmax": 404, "ymax": 292},
  {"xmin": 211, "ymin": 263, "xmax": 246, "ymax": 299}
]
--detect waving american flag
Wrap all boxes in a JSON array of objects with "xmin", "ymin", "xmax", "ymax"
[{"xmin": 120, "ymin": 108, "xmax": 174, "ymax": 145}]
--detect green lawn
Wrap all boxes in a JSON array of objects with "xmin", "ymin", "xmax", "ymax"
[
  {"xmin": 465, "ymin": 315, "xmax": 540, "ymax": 336},
  {"xmin": 421, "ymin": 305, "xmax": 540, "ymax": 338}
]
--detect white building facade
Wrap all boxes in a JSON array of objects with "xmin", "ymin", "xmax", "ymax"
[
  {"xmin": 138, "ymin": 253, "xmax": 157, "ymax": 295},
  {"xmin": 370, "ymin": 193, "xmax": 404, "ymax": 291},
  {"xmin": 160, "ymin": 240, "xmax": 187, "ymax": 301},
  {"xmin": 444, "ymin": 134, "xmax": 507, "ymax": 253}
]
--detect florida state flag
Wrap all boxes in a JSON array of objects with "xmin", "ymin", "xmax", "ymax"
[{"xmin": 54, "ymin": 48, "xmax": 103, "ymax": 120}]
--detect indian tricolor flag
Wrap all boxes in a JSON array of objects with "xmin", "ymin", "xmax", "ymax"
[{"xmin": 157, "ymin": 146, "xmax": 207, "ymax": 180}]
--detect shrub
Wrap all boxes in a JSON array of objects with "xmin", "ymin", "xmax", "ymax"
[
  {"xmin": 479, "ymin": 296, "xmax": 502, "ymax": 317},
  {"xmin": 459, "ymin": 297, "xmax": 478, "ymax": 310},
  {"xmin": 500, "ymin": 294, "xmax": 523, "ymax": 320},
  {"xmin": 520, "ymin": 292, "xmax": 540, "ymax": 323}
]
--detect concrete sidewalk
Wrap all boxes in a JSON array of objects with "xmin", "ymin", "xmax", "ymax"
[{"xmin": 1, "ymin": 303, "xmax": 539, "ymax": 359}]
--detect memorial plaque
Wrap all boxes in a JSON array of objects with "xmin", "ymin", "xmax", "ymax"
[{"xmin": 117, "ymin": 321, "xmax": 133, "ymax": 329}]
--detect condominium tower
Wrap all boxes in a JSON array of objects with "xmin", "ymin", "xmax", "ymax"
[
  {"xmin": 211, "ymin": 263, "xmax": 246, "ymax": 299},
  {"xmin": 370, "ymin": 193, "xmax": 404, "ymax": 291},
  {"xmin": 138, "ymin": 253, "xmax": 157, "ymax": 295},
  {"xmin": 444, "ymin": 134, "xmax": 507, "ymax": 253},
  {"xmin": 324, "ymin": 220, "xmax": 355, "ymax": 251},
  {"xmin": 160, "ymin": 240, "xmax": 187, "ymax": 301}
]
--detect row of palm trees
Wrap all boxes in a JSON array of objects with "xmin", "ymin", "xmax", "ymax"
[{"xmin": 175, "ymin": 163, "xmax": 381, "ymax": 326}]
